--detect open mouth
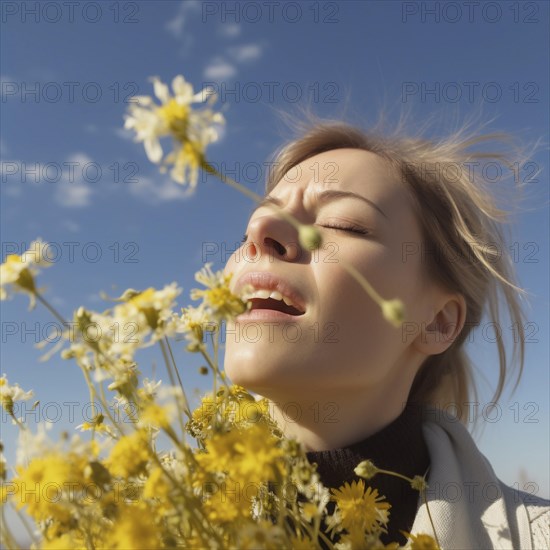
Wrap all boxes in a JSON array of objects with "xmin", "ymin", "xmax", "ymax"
[{"xmin": 248, "ymin": 297, "xmax": 305, "ymax": 316}]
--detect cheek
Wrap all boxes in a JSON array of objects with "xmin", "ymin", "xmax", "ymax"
[{"xmin": 315, "ymin": 249, "xmax": 411, "ymax": 343}]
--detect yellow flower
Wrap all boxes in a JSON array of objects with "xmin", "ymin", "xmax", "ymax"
[
  {"xmin": 90, "ymin": 284, "xmax": 183, "ymax": 361},
  {"xmin": 177, "ymin": 304, "xmax": 214, "ymax": 351},
  {"xmin": 41, "ymin": 533, "xmax": 86, "ymax": 549},
  {"xmin": 189, "ymin": 263, "xmax": 249, "ymax": 322},
  {"xmin": 300, "ymin": 501, "xmax": 320, "ymax": 522},
  {"xmin": 105, "ymin": 430, "xmax": 150, "ymax": 478},
  {"xmin": 116, "ymin": 283, "xmax": 181, "ymax": 332},
  {"xmin": 12, "ymin": 451, "xmax": 87, "ymax": 523},
  {"xmin": 334, "ymin": 526, "xmax": 368, "ymax": 549},
  {"xmin": 234, "ymin": 520, "xmax": 286, "ymax": 549},
  {"xmin": 201, "ymin": 477, "xmax": 246, "ymax": 523},
  {"xmin": 403, "ymin": 532, "xmax": 440, "ymax": 550},
  {"xmin": 143, "ymin": 467, "xmax": 171, "ymax": 501},
  {"xmin": 331, "ymin": 479, "xmax": 391, "ymax": 534},
  {"xmin": 287, "ymin": 532, "xmax": 318, "ymax": 549},
  {"xmin": 139, "ymin": 402, "xmax": 171, "ymax": 429},
  {"xmin": 124, "ymin": 74, "xmax": 224, "ymax": 187},
  {"xmin": 162, "ymin": 140, "xmax": 203, "ymax": 187},
  {"xmin": 187, "ymin": 386, "xmax": 269, "ymax": 439},
  {"xmin": 196, "ymin": 423, "xmax": 285, "ymax": 486},
  {"xmin": 76, "ymin": 414, "xmax": 117, "ymax": 438},
  {"xmin": 0, "ymin": 239, "xmax": 52, "ymax": 306},
  {"xmin": 0, "ymin": 374, "xmax": 34, "ymax": 418},
  {"xmin": 104, "ymin": 502, "xmax": 162, "ymax": 549}
]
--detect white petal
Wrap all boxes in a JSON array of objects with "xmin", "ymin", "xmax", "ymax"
[
  {"xmin": 133, "ymin": 95, "xmax": 154, "ymax": 107},
  {"xmin": 144, "ymin": 138, "xmax": 163, "ymax": 163},
  {"xmin": 172, "ymin": 75, "xmax": 193, "ymax": 101},
  {"xmin": 152, "ymin": 77, "xmax": 170, "ymax": 104},
  {"xmin": 170, "ymin": 165, "xmax": 185, "ymax": 184},
  {"xmin": 193, "ymin": 88, "xmax": 213, "ymax": 103}
]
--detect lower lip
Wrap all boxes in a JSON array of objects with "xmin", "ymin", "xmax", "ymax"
[{"xmin": 235, "ymin": 309, "xmax": 305, "ymax": 322}]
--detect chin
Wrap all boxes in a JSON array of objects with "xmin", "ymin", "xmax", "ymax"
[{"xmin": 223, "ymin": 354, "xmax": 289, "ymax": 395}]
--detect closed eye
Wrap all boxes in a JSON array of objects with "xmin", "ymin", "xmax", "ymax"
[
  {"xmin": 319, "ymin": 223, "xmax": 369, "ymax": 235},
  {"xmin": 241, "ymin": 223, "xmax": 369, "ymax": 243}
]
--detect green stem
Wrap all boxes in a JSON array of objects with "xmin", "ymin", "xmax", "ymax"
[
  {"xmin": 203, "ymin": 162, "xmax": 303, "ymax": 232},
  {"xmin": 372, "ymin": 467, "xmax": 441, "ymax": 548},
  {"xmin": 35, "ymin": 292, "xmax": 66, "ymax": 325},
  {"xmin": 98, "ymin": 381, "xmax": 125, "ymax": 437},
  {"xmin": 148, "ymin": 447, "xmax": 225, "ymax": 548},
  {"xmin": 337, "ymin": 260, "xmax": 385, "ymax": 308},
  {"xmin": 422, "ymin": 488, "xmax": 441, "ymax": 550},
  {"xmin": 159, "ymin": 339, "xmax": 187, "ymax": 437},
  {"xmin": 163, "ymin": 336, "xmax": 192, "ymax": 420},
  {"xmin": 374, "ymin": 468, "xmax": 414, "ymax": 484},
  {"xmin": 8, "ymin": 412, "xmax": 26, "ymax": 431}
]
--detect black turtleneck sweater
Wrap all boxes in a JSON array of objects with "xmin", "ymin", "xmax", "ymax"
[{"xmin": 305, "ymin": 403, "xmax": 430, "ymax": 546}]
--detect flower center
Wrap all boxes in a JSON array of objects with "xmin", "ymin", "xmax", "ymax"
[{"xmin": 157, "ymin": 99, "xmax": 190, "ymax": 141}]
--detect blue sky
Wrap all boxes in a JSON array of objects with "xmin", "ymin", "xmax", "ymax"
[{"xmin": 1, "ymin": 0, "xmax": 549, "ymax": 513}]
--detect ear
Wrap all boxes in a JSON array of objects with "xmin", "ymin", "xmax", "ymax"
[{"xmin": 412, "ymin": 293, "xmax": 467, "ymax": 356}]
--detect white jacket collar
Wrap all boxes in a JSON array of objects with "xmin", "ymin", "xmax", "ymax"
[{"xmin": 410, "ymin": 412, "xmax": 532, "ymax": 549}]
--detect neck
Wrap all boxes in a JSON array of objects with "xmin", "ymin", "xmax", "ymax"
[{"xmin": 266, "ymin": 387, "xmax": 411, "ymax": 452}]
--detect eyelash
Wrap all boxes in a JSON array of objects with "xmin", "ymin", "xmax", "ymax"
[
  {"xmin": 319, "ymin": 223, "xmax": 369, "ymax": 235},
  {"xmin": 241, "ymin": 223, "xmax": 368, "ymax": 243}
]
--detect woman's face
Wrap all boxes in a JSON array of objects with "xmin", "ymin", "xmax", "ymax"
[{"xmin": 223, "ymin": 148, "xmax": 434, "ymax": 403}]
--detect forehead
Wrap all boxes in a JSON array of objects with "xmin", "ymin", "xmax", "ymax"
[{"xmin": 270, "ymin": 148, "xmax": 411, "ymax": 211}]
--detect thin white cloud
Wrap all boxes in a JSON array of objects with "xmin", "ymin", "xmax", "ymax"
[
  {"xmin": 55, "ymin": 183, "xmax": 92, "ymax": 208},
  {"xmin": 128, "ymin": 175, "xmax": 197, "ymax": 204},
  {"xmin": 60, "ymin": 220, "xmax": 81, "ymax": 233},
  {"xmin": 63, "ymin": 152, "xmax": 93, "ymax": 168},
  {"xmin": 1, "ymin": 159, "xmax": 25, "ymax": 198},
  {"xmin": 54, "ymin": 152, "xmax": 94, "ymax": 208},
  {"xmin": 1, "ymin": 154, "xmax": 95, "ymax": 208},
  {"xmin": 229, "ymin": 44, "xmax": 262, "ymax": 63},
  {"xmin": 219, "ymin": 23, "xmax": 241, "ymax": 38},
  {"xmin": 114, "ymin": 127, "xmax": 135, "ymax": 141},
  {"xmin": 203, "ymin": 58, "xmax": 238, "ymax": 80},
  {"xmin": 165, "ymin": 0, "xmax": 201, "ymax": 38},
  {"xmin": 203, "ymin": 43, "xmax": 263, "ymax": 81}
]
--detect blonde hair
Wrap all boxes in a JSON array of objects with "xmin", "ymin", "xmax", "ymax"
[{"xmin": 263, "ymin": 119, "xmax": 536, "ymax": 422}]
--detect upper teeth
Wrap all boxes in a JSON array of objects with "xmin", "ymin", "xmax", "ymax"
[{"xmin": 242, "ymin": 289, "xmax": 299, "ymax": 310}]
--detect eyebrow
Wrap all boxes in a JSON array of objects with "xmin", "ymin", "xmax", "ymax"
[{"xmin": 249, "ymin": 190, "xmax": 389, "ymax": 220}]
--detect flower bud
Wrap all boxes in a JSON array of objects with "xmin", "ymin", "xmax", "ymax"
[
  {"xmin": 410, "ymin": 475, "xmax": 428, "ymax": 492},
  {"xmin": 381, "ymin": 299, "xmax": 405, "ymax": 328},
  {"xmin": 299, "ymin": 225, "xmax": 322, "ymax": 251},
  {"xmin": 354, "ymin": 459, "xmax": 379, "ymax": 480}
]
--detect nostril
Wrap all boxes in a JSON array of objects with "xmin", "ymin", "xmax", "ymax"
[{"xmin": 265, "ymin": 238, "xmax": 286, "ymax": 256}]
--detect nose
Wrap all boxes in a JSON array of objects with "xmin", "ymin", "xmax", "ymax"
[{"xmin": 244, "ymin": 213, "xmax": 302, "ymax": 262}]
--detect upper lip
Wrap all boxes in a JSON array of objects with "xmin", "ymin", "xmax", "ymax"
[{"xmin": 233, "ymin": 271, "xmax": 307, "ymax": 314}]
